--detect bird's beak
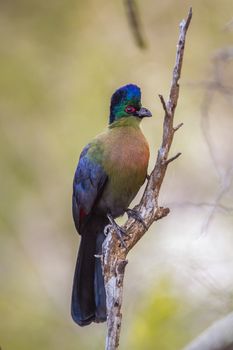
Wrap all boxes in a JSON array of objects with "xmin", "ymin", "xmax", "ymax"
[{"xmin": 136, "ymin": 107, "xmax": 152, "ymax": 118}]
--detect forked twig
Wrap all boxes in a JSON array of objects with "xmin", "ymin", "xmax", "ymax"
[{"xmin": 102, "ymin": 8, "xmax": 192, "ymax": 350}]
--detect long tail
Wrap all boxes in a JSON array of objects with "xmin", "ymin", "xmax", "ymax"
[{"xmin": 71, "ymin": 215, "xmax": 108, "ymax": 326}]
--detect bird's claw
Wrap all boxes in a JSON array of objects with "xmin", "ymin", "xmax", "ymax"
[
  {"xmin": 104, "ymin": 224, "xmax": 112, "ymax": 237},
  {"xmin": 94, "ymin": 254, "xmax": 102, "ymax": 259},
  {"xmin": 106, "ymin": 213, "xmax": 127, "ymax": 248},
  {"xmin": 126, "ymin": 209, "xmax": 147, "ymax": 229},
  {"xmin": 104, "ymin": 224, "xmax": 125, "ymax": 239}
]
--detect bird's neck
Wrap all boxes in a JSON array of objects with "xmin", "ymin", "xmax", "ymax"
[{"xmin": 109, "ymin": 116, "xmax": 141, "ymax": 129}]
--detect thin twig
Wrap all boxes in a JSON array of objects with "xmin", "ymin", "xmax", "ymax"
[
  {"xmin": 201, "ymin": 166, "xmax": 233, "ymax": 234},
  {"xmin": 165, "ymin": 152, "xmax": 182, "ymax": 165},
  {"xmin": 182, "ymin": 312, "xmax": 233, "ymax": 350},
  {"xmin": 168, "ymin": 200, "xmax": 233, "ymax": 213},
  {"xmin": 198, "ymin": 47, "xmax": 233, "ymax": 233},
  {"xmin": 158, "ymin": 94, "xmax": 169, "ymax": 114},
  {"xmin": 174, "ymin": 122, "xmax": 184, "ymax": 131},
  {"xmin": 102, "ymin": 8, "xmax": 192, "ymax": 350},
  {"xmin": 124, "ymin": 0, "xmax": 147, "ymax": 49}
]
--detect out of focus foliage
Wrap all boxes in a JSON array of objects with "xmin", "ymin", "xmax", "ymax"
[
  {"xmin": 1, "ymin": 0, "xmax": 233, "ymax": 349},
  {"xmin": 128, "ymin": 279, "xmax": 189, "ymax": 350}
]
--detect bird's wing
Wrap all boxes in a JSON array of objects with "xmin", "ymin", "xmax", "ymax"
[{"xmin": 72, "ymin": 144, "xmax": 107, "ymax": 233}]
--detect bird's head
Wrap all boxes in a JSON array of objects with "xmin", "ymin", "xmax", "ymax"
[{"xmin": 109, "ymin": 84, "xmax": 152, "ymax": 124}]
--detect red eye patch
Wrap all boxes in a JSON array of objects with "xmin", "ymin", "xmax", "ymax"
[{"xmin": 125, "ymin": 105, "xmax": 136, "ymax": 114}]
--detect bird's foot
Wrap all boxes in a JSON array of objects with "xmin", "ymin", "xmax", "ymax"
[
  {"xmin": 94, "ymin": 254, "xmax": 103, "ymax": 259},
  {"xmin": 126, "ymin": 209, "xmax": 147, "ymax": 230},
  {"xmin": 105, "ymin": 213, "xmax": 127, "ymax": 248}
]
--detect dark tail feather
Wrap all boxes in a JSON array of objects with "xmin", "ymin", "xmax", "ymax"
[
  {"xmin": 94, "ymin": 230, "xmax": 107, "ymax": 322},
  {"xmin": 71, "ymin": 215, "xmax": 108, "ymax": 326}
]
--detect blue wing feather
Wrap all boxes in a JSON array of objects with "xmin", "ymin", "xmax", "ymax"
[{"xmin": 72, "ymin": 144, "xmax": 107, "ymax": 233}]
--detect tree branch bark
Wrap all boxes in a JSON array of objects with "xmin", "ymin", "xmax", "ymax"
[
  {"xmin": 124, "ymin": 0, "xmax": 147, "ymax": 49},
  {"xmin": 102, "ymin": 8, "xmax": 193, "ymax": 350},
  {"xmin": 182, "ymin": 312, "xmax": 233, "ymax": 350}
]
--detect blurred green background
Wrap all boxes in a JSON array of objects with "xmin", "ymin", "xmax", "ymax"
[{"xmin": 1, "ymin": 0, "xmax": 233, "ymax": 349}]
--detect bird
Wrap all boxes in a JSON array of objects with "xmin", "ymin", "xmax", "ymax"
[{"xmin": 71, "ymin": 84, "xmax": 152, "ymax": 326}]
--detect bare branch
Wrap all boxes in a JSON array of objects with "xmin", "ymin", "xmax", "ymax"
[
  {"xmin": 201, "ymin": 166, "xmax": 233, "ymax": 234},
  {"xmin": 182, "ymin": 312, "xmax": 233, "ymax": 350},
  {"xmin": 197, "ymin": 46, "xmax": 233, "ymax": 233},
  {"xmin": 165, "ymin": 152, "xmax": 182, "ymax": 165},
  {"xmin": 168, "ymin": 200, "xmax": 233, "ymax": 213},
  {"xmin": 158, "ymin": 94, "xmax": 169, "ymax": 115},
  {"xmin": 103, "ymin": 8, "xmax": 192, "ymax": 350},
  {"xmin": 124, "ymin": 0, "xmax": 147, "ymax": 49},
  {"xmin": 174, "ymin": 122, "xmax": 184, "ymax": 131}
]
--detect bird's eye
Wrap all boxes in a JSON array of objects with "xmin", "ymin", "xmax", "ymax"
[{"xmin": 125, "ymin": 105, "xmax": 136, "ymax": 114}]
